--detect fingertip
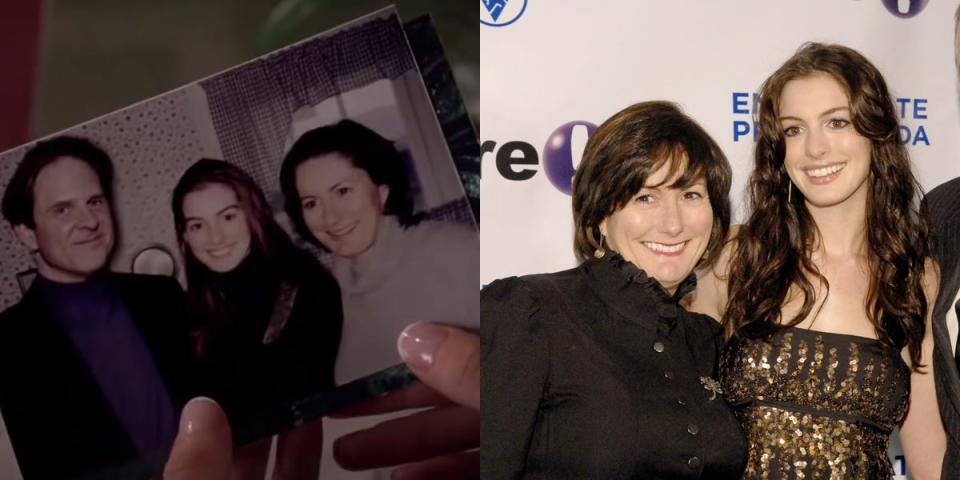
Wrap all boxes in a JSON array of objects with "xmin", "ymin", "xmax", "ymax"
[
  {"xmin": 164, "ymin": 397, "xmax": 232, "ymax": 480},
  {"xmin": 179, "ymin": 397, "xmax": 228, "ymax": 436},
  {"xmin": 332, "ymin": 432, "xmax": 361, "ymax": 470},
  {"xmin": 398, "ymin": 322, "xmax": 449, "ymax": 372},
  {"xmin": 397, "ymin": 323, "xmax": 479, "ymax": 410}
]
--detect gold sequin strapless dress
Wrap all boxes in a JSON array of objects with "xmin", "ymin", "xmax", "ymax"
[{"xmin": 720, "ymin": 327, "xmax": 909, "ymax": 479}]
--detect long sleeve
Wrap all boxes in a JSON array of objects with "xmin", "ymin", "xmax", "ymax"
[
  {"xmin": 481, "ymin": 277, "xmax": 549, "ymax": 480},
  {"xmin": 925, "ymin": 178, "xmax": 960, "ymax": 478}
]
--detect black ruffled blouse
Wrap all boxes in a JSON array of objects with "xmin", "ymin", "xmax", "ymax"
[{"xmin": 481, "ymin": 255, "xmax": 747, "ymax": 479}]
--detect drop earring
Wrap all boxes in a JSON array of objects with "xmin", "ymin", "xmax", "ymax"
[{"xmin": 594, "ymin": 233, "xmax": 606, "ymax": 259}]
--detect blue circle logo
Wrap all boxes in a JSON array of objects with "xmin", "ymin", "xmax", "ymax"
[
  {"xmin": 481, "ymin": 0, "xmax": 528, "ymax": 27},
  {"xmin": 542, "ymin": 121, "xmax": 597, "ymax": 195},
  {"xmin": 881, "ymin": 0, "xmax": 929, "ymax": 18}
]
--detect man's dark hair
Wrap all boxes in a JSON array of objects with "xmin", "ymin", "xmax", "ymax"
[
  {"xmin": 279, "ymin": 119, "xmax": 421, "ymax": 247},
  {"xmin": 1, "ymin": 136, "xmax": 115, "ymax": 229}
]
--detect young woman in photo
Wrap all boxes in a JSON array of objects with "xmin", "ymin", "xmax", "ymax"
[{"xmin": 173, "ymin": 158, "xmax": 342, "ymax": 479}]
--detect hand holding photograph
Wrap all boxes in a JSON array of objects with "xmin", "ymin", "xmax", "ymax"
[{"xmin": 0, "ymin": 7, "xmax": 478, "ymax": 480}]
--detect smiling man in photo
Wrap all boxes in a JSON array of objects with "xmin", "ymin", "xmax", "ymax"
[{"xmin": 0, "ymin": 136, "xmax": 196, "ymax": 479}]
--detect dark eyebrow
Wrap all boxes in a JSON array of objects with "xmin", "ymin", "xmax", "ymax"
[
  {"xmin": 818, "ymin": 106, "xmax": 849, "ymax": 118},
  {"xmin": 217, "ymin": 204, "xmax": 239, "ymax": 215},
  {"xmin": 328, "ymin": 181, "xmax": 349, "ymax": 193},
  {"xmin": 670, "ymin": 178, "xmax": 707, "ymax": 190},
  {"xmin": 644, "ymin": 174, "xmax": 707, "ymax": 191},
  {"xmin": 780, "ymin": 106, "xmax": 849, "ymax": 123},
  {"xmin": 184, "ymin": 204, "xmax": 238, "ymax": 222},
  {"xmin": 47, "ymin": 200, "xmax": 74, "ymax": 213}
]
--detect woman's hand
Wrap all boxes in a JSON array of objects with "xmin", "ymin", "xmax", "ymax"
[
  {"xmin": 163, "ymin": 397, "xmax": 232, "ymax": 480},
  {"xmin": 332, "ymin": 323, "xmax": 480, "ymax": 480},
  {"xmin": 163, "ymin": 323, "xmax": 480, "ymax": 480}
]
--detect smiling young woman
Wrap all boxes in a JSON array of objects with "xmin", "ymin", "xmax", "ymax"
[
  {"xmin": 690, "ymin": 43, "xmax": 945, "ymax": 480},
  {"xmin": 172, "ymin": 158, "xmax": 342, "ymax": 479}
]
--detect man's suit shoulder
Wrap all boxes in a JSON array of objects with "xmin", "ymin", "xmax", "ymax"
[
  {"xmin": 106, "ymin": 272, "xmax": 183, "ymax": 295},
  {"xmin": 927, "ymin": 177, "xmax": 960, "ymax": 224},
  {"xmin": 0, "ymin": 273, "xmax": 184, "ymax": 329},
  {"xmin": 0, "ymin": 297, "xmax": 28, "ymax": 335},
  {"xmin": 927, "ymin": 178, "xmax": 960, "ymax": 270}
]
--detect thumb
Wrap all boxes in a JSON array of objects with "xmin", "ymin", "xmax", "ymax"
[
  {"xmin": 163, "ymin": 397, "xmax": 233, "ymax": 480},
  {"xmin": 397, "ymin": 323, "xmax": 480, "ymax": 410}
]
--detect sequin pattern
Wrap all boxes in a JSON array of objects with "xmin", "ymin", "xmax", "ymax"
[{"xmin": 720, "ymin": 328, "xmax": 910, "ymax": 479}]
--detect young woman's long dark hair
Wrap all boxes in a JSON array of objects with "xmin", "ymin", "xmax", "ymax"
[
  {"xmin": 172, "ymin": 159, "xmax": 312, "ymax": 355},
  {"xmin": 722, "ymin": 43, "xmax": 930, "ymax": 370}
]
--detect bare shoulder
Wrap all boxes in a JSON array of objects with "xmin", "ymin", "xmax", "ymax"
[
  {"xmin": 923, "ymin": 257, "xmax": 940, "ymax": 307},
  {"xmin": 687, "ymin": 225, "xmax": 741, "ymax": 321},
  {"xmin": 704, "ymin": 224, "xmax": 741, "ymax": 280}
]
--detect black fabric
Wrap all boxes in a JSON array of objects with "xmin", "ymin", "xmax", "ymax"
[
  {"xmin": 481, "ymin": 255, "xmax": 747, "ymax": 480},
  {"xmin": 34, "ymin": 274, "xmax": 178, "ymax": 452},
  {"xmin": 926, "ymin": 176, "xmax": 960, "ymax": 480},
  {"xmin": 0, "ymin": 272, "xmax": 197, "ymax": 480},
  {"xmin": 956, "ymin": 299, "xmax": 960, "ymax": 375},
  {"xmin": 196, "ymin": 251, "xmax": 342, "ymax": 444}
]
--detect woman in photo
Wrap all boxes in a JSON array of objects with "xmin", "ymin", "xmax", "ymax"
[
  {"xmin": 481, "ymin": 101, "xmax": 747, "ymax": 479},
  {"xmin": 279, "ymin": 119, "xmax": 479, "ymax": 385},
  {"xmin": 172, "ymin": 158, "xmax": 342, "ymax": 480},
  {"xmin": 691, "ymin": 43, "xmax": 946, "ymax": 479}
]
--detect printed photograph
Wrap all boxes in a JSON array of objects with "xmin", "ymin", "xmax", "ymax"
[{"xmin": 0, "ymin": 8, "xmax": 478, "ymax": 480}]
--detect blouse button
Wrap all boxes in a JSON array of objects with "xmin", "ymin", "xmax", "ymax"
[
  {"xmin": 687, "ymin": 424, "xmax": 699, "ymax": 435},
  {"xmin": 653, "ymin": 341, "xmax": 665, "ymax": 353},
  {"xmin": 687, "ymin": 456, "xmax": 701, "ymax": 469}
]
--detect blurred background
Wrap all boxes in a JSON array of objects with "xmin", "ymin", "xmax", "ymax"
[{"xmin": 0, "ymin": 0, "xmax": 477, "ymax": 152}]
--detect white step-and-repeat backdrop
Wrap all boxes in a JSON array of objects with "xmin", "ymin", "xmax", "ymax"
[{"xmin": 481, "ymin": 0, "xmax": 959, "ymax": 477}]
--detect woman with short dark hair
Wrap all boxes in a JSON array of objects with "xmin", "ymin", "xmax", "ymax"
[
  {"xmin": 280, "ymin": 120, "xmax": 478, "ymax": 384},
  {"xmin": 482, "ymin": 101, "xmax": 747, "ymax": 479}
]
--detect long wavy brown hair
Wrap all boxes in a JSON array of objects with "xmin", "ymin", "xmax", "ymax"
[{"xmin": 722, "ymin": 43, "xmax": 930, "ymax": 370}]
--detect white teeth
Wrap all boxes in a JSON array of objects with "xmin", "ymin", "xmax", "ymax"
[
  {"xmin": 208, "ymin": 247, "xmax": 232, "ymax": 258},
  {"xmin": 642, "ymin": 241, "xmax": 685, "ymax": 253},
  {"xmin": 807, "ymin": 163, "xmax": 845, "ymax": 178}
]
